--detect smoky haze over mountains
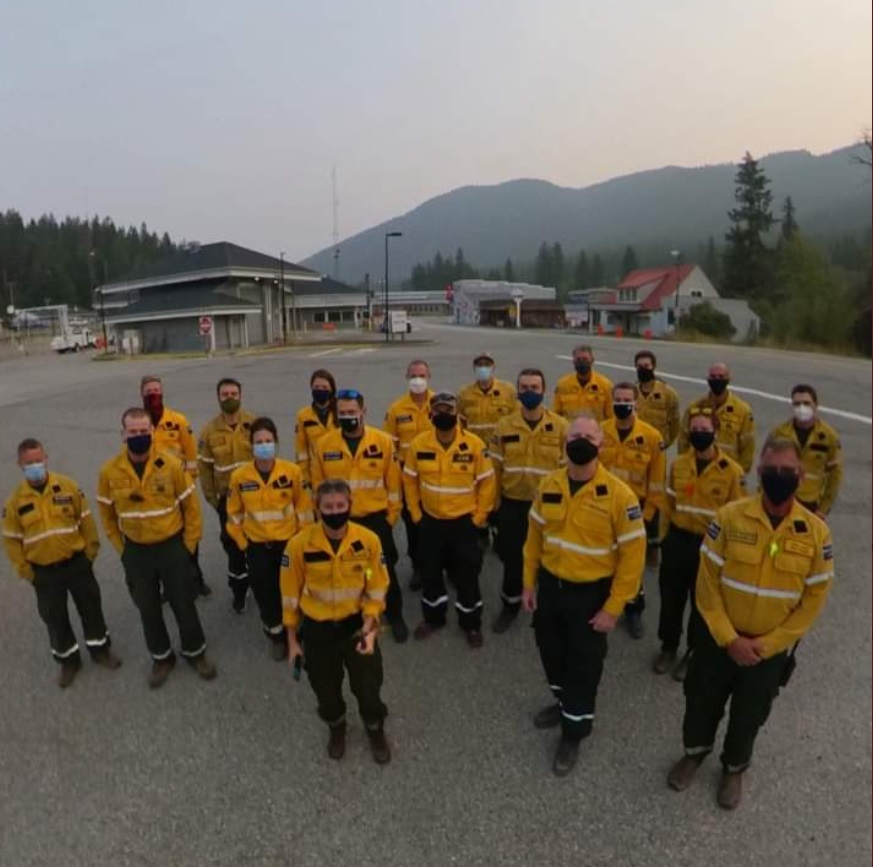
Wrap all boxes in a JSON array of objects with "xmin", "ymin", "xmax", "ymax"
[{"xmin": 302, "ymin": 144, "xmax": 872, "ymax": 282}]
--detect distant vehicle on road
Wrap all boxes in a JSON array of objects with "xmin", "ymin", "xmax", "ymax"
[{"xmin": 50, "ymin": 328, "xmax": 96, "ymax": 353}]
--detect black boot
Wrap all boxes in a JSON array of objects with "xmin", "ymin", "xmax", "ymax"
[
  {"xmin": 366, "ymin": 724, "xmax": 391, "ymax": 764},
  {"xmin": 327, "ymin": 723, "xmax": 347, "ymax": 760}
]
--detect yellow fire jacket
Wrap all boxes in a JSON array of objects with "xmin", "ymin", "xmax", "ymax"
[
  {"xmin": 402, "ymin": 428, "xmax": 497, "ymax": 526},
  {"xmin": 768, "ymin": 418, "xmax": 843, "ymax": 514},
  {"xmin": 383, "ymin": 390, "xmax": 435, "ymax": 464},
  {"xmin": 198, "ymin": 411, "xmax": 257, "ymax": 508},
  {"xmin": 97, "ymin": 449, "xmax": 201, "ymax": 553},
  {"xmin": 679, "ymin": 391, "xmax": 756, "ymax": 472},
  {"xmin": 663, "ymin": 448, "xmax": 746, "ymax": 537},
  {"xmin": 634, "ymin": 379, "xmax": 681, "ymax": 448},
  {"xmin": 225, "ymin": 459, "xmax": 313, "ymax": 549},
  {"xmin": 552, "ymin": 370, "xmax": 614, "ymax": 422},
  {"xmin": 3, "ymin": 473, "xmax": 100, "ymax": 579},
  {"xmin": 522, "ymin": 464, "xmax": 647, "ymax": 617},
  {"xmin": 153, "ymin": 406, "xmax": 199, "ymax": 477},
  {"xmin": 489, "ymin": 409, "xmax": 568, "ymax": 503},
  {"xmin": 310, "ymin": 426, "xmax": 402, "ymax": 525},
  {"xmin": 697, "ymin": 496, "xmax": 833, "ymax": 658},
  {"xmin": 458, "ymin": 379, "xmax": 518, "ymax": 443},
  {"xmin": 599, "ymin": 417, "xmax": 666, "ymax": 522},
  {"xmin": 294, "ymin": 405, "xmax": 337, "ymax": 483},
  {"xmin": 280, "ymin": 521, "xmax": 389, "ymax": 629}
]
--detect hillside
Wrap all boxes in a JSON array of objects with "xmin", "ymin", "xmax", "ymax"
[{"xmin": 302, "ymin": 144, "xmax": 872, "ymax": 282}]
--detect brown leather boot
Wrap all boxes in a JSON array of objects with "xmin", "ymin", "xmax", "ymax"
[
  {"xmin": 652, "ymin": 649, "xmax": 676, "ymax": 675},
  {"xmin": 667, "ymin": 754, "xmax": 705, "ymax": 791},
  {"xmin": 92, "ymin": 648, "xmax": 122, "ymax": 670},
  {"xmin": 148, "ymin": 654, "xmax": 177, "ymax": 689},
  {"xmin": 366, "ymin": 725, "xmax": 391, "ymax": 764},
  {"xmin": 57, "ymin": 657, "xmax": 82, "ymax": 689},
  {"xmin": 327, "ymin": 723, "xmax": 347, "ymax": 760},
  {"xmin": 717, "ymin": 770, "xmax": 743, "ymax": 810}
]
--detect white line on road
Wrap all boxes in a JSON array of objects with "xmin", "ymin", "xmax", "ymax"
[
  {"xmin": 556, "ymin": 357, "xmax": 872, "ymax": 425},
  {"xmin": 308, "ymin": 348, "xmax": 345, "ymax": 358},
  {"xmin": 349, "ymin": 348, "xmax": 376, "ymax": 355}
]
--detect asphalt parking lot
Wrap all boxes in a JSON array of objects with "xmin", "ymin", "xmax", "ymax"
[{"xmin": 0, "ymin": 324, "xmax": 870, "ymax": 867}]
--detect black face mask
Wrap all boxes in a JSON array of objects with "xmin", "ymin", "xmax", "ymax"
[
  {"xmin": 689, "ymin": 430, "xmax": 716, "ymax": 452},
  {"xmin": 432, "ymin": 413, "xmax": 457, "ymax": 431},
  {"xmin": 321, "ymin": 511, "xmax": 350, "ymax": 531},
  {"xmin": 338, "ymin": 417, "xmax": 361, "ymax": 435},
  {"xmin": 707, "ymin": 378, "xmax": 729, "ymax": 396},
  {"xmin": 566, "ymin": 438, "xmax": 598, "ymax": 466},
  {"xmin": 312, "ymin": 388, "xmax": 333, "ymax": 406},
  {"xmin": 760, "ymin": 468, "xmax": 800, "ymax": 506},
  {"xmin": 574, "ymin": 360, "xmax": 592, "ymax": 377},
  {"xmin": 613, "ymin": 403, "xmax": 634, "ymax": 421},
  {"xmin": 637, "ymin": 366, "xmax": 655, "ymax": 384},
  {"xmin": 127, "ymin": 434, "xmax": 152, "ymax": 456}
]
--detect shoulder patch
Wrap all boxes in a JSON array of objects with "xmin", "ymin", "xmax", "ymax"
[
  {"xmin": 281, "ymin": 554, "xmax": 290, "ymax": 568},
  {"xmin": 706, "ymin": 521, "xmax": 721, "ymax": 540},
  {"xmin": 822, "ymin": 542, "xmax": 834, "ymax": 561},
  {"xmin": 626, "ymin": 503, "xmax": 642, "ymax": 521}
]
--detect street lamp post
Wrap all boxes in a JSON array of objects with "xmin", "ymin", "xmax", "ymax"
[
  {"xmin": 384, "ymin": 231, "xmax": 402, "ymax": 342},
  {"xmin": 511, "ymin": 287, "xmax": 524, "ymax": 329},
  {"xmin": 279, "ymin": 251, "xmax": 286, "ymax": 345},
  {"xmin": 670, "ymin": 249, "xmax": 683, "ymax": 327}
]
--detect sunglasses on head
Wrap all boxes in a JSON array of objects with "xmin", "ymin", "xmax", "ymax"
[{"xmin": 336, "ymin": 389, "xmax": 362, "ymax": 401}]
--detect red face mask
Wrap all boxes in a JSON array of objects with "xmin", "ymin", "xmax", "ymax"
[{"xmin": 143, "ymin": 393, "xmax": 164, "ymax": 423}]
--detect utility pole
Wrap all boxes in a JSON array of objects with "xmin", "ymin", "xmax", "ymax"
[
  {"xmin": 332, "ymin": 166, "xmax": 341, "ymax": 280},
  {"xmin": 279, "ymin": 251, "xmax": 286, "ymax": 344}
]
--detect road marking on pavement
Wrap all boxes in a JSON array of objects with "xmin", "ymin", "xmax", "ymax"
[
  {"xmin": 349, "ymin": 348, "xmax": 376, "ymax": 355},
  {"xmin": 556, "ymin": 357, "xmax": 872, "ymax": 425},
  {"xmin": 308, "ymin": 348, "xmax": 345, "ymax": 358}
]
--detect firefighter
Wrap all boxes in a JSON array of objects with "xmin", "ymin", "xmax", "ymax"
[
  {"xmin": 458, "ymin": 352, "xmax": 518, "ymax": 444},
  {"xmin": 226, "ymin": 417, "xmax": 313, "ymax": 660},
  {"xmin": 653, "ymin": 408, "xmax": 745, "ymax": 681},
  {"xmin": 141, "ymin": 375, "xmax": 210, "ymax": 597},
  {"xmin": 679, "ymin": 362, "xmax": 755, "ymax": 473},
  {"xmin": 98, "ymin": 408, "xmax": 216, "ymax": 688},
  {"xmin": 294, "ymin": 369, "xmax": 338, "ymax": 485},
  {"xmin": 281, "ymin": 479, "xmax": 391, "ymax": 764},
  {"xmin": 667, "ymin": 436, "xmax": 833, "ymax": 810},
  {"xmin": 402, "ymin": 392, "xmax": 497, "ymax": 648},
  {"xmin": 552, "ymin": 344, "xmax": 614, "ymax": 422},
  {"xmin": 598, "ymin": 382, "xmax": 666, "ymax": 639},
  {"xmin": 768, "ymin": 384, "xmax": 842, "ymax": 517},
  {"xmin": 633, "ymin": 350, "xmax": 680, "ymax": 448},
  {"xmin": 489, "ymin": 368, "xmax": 568, "ymax": 634},
  {"xmin": 198, "ymin": 377, "xmax": 257, "ymax": 613},
  {"xmin": 383, "ymin": 359, "xmax": 434, "ymax": 590},
  {"xmin": 523, "ymin": 416, "xmax": 646, "ymax": 776},
  {"xmin": 3, "ymin": 438, "xmax": 120, "ymax": 688},
  {"xmin": 311, "ymin": 388, "xmax": 408, "ymax": 642}
]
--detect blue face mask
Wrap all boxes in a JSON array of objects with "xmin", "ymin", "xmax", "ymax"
[
  {"xmin": 23, "ymin": 463, "xmax": 47, "ymax": 484},
  {"xmin": 519, "ymin": 391, "xmax": 544, "ymax": 410},
  {"xmin": 253, "ymin": 441, "xmax": 276, "ymax": 461},
  {"xmin": 475, "ymin": 366, "xmax": 493, "ymax": 383}
]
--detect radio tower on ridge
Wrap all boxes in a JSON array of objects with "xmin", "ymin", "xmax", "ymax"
[{"xmin": 331, "ymin": 166, "xmax": 340, "ymax": 280}]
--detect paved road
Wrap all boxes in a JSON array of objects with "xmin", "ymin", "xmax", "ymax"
[{"xmin": 0, "ymin": 325, "xmax": 870, "ymax": 867}]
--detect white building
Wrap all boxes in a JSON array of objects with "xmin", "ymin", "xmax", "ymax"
[{"xmin": 451, "ymin": 280, "xmax": 556, "ymax": 326}]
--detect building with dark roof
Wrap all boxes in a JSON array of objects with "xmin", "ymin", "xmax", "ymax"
[{"xmin": 96, "ymin": 242, "xmax": 368, "ymax": 353}]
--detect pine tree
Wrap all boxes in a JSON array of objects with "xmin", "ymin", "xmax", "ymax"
[
  {"xmin": 704, "ymin": 235, "xmax": 720, "ymax": 288},
  {"xmin": 551, "ymin": 242, "xmax": 565, "ymax": 288},
  {"xmin": 780, "ymin": 196, "xmax": 799, "ymax": 241},
  {"xmin": 534, "ymin": 242, "xmax": 552, "ymax": 287},
  {"xmin": 722, "ymin": 151, "xmax": 775, "ymax": 298},
  {"xmin": 574, "ymin": 250, "xmax": 590, "ymax": 289},
  {"xmin": 503, "ymin": 258, "xmax": 515, "ymax": 282},
  {"xmin": 590, "ymin": 253, "xmax": 605, "ymax": 286},
  {"xmin": 621, "ymin": 245, "xmax": 638, "ymax": 276}
]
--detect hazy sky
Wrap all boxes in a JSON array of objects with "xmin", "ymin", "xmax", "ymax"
[{"xmin": 2, "ymin": 0, "xmax": 870, "ymax": 263}]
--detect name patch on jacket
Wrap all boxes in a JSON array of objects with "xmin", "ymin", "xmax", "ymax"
[
  {"xmin": 726, "ymin": 529, "xmax": 757, "ymax": 545},
  {"xmin": 542, "ymin": 492, "xmax": 563, "ymax": 504},
  {"xmin": 17, "ymin": 502, "xmax": 35, "ymax": 516},
  {"xmin": 416, "ymin": 451, "xmax": 436, "ymax": 460},
  {"xmin": 501, "ymin": 434, "xmax": 521, "ymax": 444},
  {"xmin": 240, "ymin": 481, "xmax": 260, "ymax": 492},
  {"xmin": 303, "ymin": 420, "xmax": 319, "ymax": 428},
  {"xmin": 809, "ymin": 444, "xmax": 829, "ymax": 453},
  {"xmin": 52, "ymin": 495, "xmax": 73, "ymax": 505},
  {"xmin": 783, "ymin": 539, "xmax": 814, "ymax": 558},
  {"xmin": 323, "ymin": 451, "xmax": 344, "ymax": 461},
  {"xmin": 452, "ymin": 454, "xmax": 474, "ymax": 464},
  {"xmin": 396, "ymin": 414, "xmax": 413, "ymax": 423},
  {"xmin": 303, "ymin": 550, "xmax": 332, "ymax": 563}
]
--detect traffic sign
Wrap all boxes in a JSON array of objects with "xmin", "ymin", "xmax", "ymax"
[{"xmin": 198, "ymin": 315, "xmax": 213, "ymax": 335}]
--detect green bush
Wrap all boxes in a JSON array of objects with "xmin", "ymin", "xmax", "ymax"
[{"xmin": 678, "ymin": 302, "xmax": 736, "ymax": 339}]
